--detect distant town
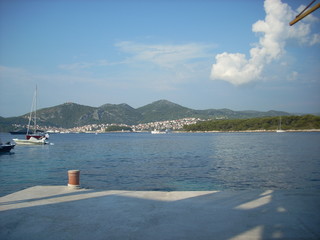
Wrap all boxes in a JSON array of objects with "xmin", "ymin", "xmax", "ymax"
[{"xmin": 12, "ymin": 118, "xmax": 205, "ymax": 134}]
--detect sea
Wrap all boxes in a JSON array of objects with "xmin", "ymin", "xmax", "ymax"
[{"xmin": 1, "ymin": 131, "xmax": 320, "ymax": 197}]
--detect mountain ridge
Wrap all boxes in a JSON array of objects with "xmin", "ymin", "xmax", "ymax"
[{"xmin": 0, "ymin": 100, "xmax": 292, "ymax": 130}]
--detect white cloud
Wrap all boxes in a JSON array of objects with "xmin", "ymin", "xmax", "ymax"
[
  {"xmin": 0, "ymin": 65, "xmax": 28, "ymax": 78},
  {"xmin": 310, "ymin": 33, "xmax": 320, "ymax": 45},
  {"xmin": 0, "ymin": 65, "xmax": 105, "ymax": 87},
  {"xmin": 287, "ymin": 71, "xmax": 298, "ymax": 81},
  {"xmin": 210, "ymin": 0, "xmax": 320, "ymax": 85},
  {"xmin": 210, "ymin": 53, "xmax": 262, "ymax": 85},
  {"xmin": 57, "ymin": 41, "xmax": 215, "ymax": 91},
  {"xmin": 59, "ymin": 60, "xmax": 112, "ymax": 71},
  {"xmin": 115, "ymin": 41, "xmax": 214, "ymax": 69},
  {"xmin": 0, "ymin": 65, "xmax": 35, "ymax": 85},
  {"xmin": 113, "ymin": 41, "xmax": 215, "ymax": 90}
]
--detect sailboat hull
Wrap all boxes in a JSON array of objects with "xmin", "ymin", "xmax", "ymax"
[
  {"xmin": 26, "ymin": 133, "xmax": 48, "ymax": 140},
  {"xmin": 13, "ymin": 137, "xmax": 48, "ymax": 145},
  {"xmin": 276, "ymin": 130, "xmax": 286, "ymax": 133}
]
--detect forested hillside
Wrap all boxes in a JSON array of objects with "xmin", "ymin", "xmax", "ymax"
[{"xmin": 183, "ymin": 115, "xmax": 320, "ymax": 131}]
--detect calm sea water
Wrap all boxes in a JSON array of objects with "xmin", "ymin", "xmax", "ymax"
[{"xmin": 1, "ymin": 132, "xmax": 320, "ymax": 196}]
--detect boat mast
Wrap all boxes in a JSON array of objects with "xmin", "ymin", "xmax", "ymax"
[
  {"xmin": 26, "ymin": 86, "xmax": 37, "ymax": 135},
  {"xmin": 34, "ymin": 85, "xmax": 37, "ymax": 132},
  {"xmin": 279, "ymin": 116, "xmax": 282, "ymax": 130}
]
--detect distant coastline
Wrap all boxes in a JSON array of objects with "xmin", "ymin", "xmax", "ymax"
[
  {"xmin": 1, "ymin": 101, "xmax": 319, "ymax": 133},
  {"xmin": 179, "ymin": 129, "xmax": 320, "ymax": 133},
  {"xmin": 183, "ymin": 115, "xmax": 320, "ymax": 132}
]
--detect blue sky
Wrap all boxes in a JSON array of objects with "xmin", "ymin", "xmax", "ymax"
[{"xmin": 1, "ymin": 0, "xmax": 319, "ymax": 117}]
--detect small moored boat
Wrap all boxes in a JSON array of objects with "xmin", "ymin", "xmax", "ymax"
[
  {"xmin": 276, "ymin": 116, "xmax": 286, "ymax": 133},
  {"xmin": 0, "ymin": 141, "xmax": 15, "ymax": 153},
  {"xmin": 151, "ymin": 129, "xmax": 167, "ymax": 134},
  {"xmin": 13, "ymin": 137, "xmax": 48, "ymax": 145}
]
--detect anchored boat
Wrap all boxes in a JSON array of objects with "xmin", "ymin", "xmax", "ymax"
[
  {"xmin": 13, "ymin": 86, "xmax": 49, "ymax": 145},
  {"xmin": 276, "ymin": 116, "xmax": 286, "ymax": 133},
  {"xmin": 0, "ymin": 140, "xmax": 15, "ymax": 153}
]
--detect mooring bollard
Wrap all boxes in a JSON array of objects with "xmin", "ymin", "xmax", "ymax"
[{"xmin": 68, "ymin": 170, "xmax": 80, "ymax": 189}]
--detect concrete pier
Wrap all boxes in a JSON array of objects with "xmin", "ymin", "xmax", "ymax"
[{"xmin": 1, "ymin": 186, "xmax": 319, "ymax": 240}]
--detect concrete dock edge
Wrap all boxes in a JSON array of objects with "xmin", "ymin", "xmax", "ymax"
[{"xmin": 1, "ymin": 186, "xmax": 319, "ymax": 240}]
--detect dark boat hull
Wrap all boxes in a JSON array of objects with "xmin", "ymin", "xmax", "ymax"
[{"xmin": 0, "ymin": 144, "xmax": 15, "ymax": 153}]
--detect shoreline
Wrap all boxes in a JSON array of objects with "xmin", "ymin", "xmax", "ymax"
[
  {"xmin": 2, "ymin": 129, "xmax": 320, "ymax": 135},
  {"xmin": 175, "ymin": 129, "xmax": 320, "ymax": 133}
]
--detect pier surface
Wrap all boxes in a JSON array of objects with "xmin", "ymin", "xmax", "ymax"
[{"xmin": 1, "ymin": 186, "xmax": 319, "ymax": 240}]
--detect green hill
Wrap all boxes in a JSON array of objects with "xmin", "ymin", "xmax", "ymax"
[
  {"xmin": 183, "ymin": 115, "xmax": 320, "ymax": 132},
  {"xmin": 137, "ymin": 100, "xmax": 194, "ymax": 123},
  {"xmin": 84, "ymin": 103, "xmax": 143, "ymax": 125},
  {"xmin": 0, "ymin": 100, "xmax": 294, "ymax": 131},
  {"xmin": 36, "ymin": 102, "xmax": 96, "ymax": 128}
]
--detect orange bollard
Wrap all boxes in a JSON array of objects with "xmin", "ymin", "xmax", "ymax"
[{"xmin": 68, "ymin": 170, "xmax": 80, "ymax": 189}]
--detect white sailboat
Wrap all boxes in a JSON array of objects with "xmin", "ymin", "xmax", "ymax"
[
  {"xmin": 276, "ymin": 116, "xmax": 286, "ymax": 133},
  {"xmin": 13, "ymin": 86, "xmax": 49, "ymax": 145}
]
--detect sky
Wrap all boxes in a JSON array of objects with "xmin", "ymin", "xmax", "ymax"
[{"xmin": 0, "ymin": 0, "xmax": 320, "ymax": 117}]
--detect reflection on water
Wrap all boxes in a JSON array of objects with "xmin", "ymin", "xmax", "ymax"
[{"xmin": 1, "ymin": 132, "xmax": 320, "ymax": 196}]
